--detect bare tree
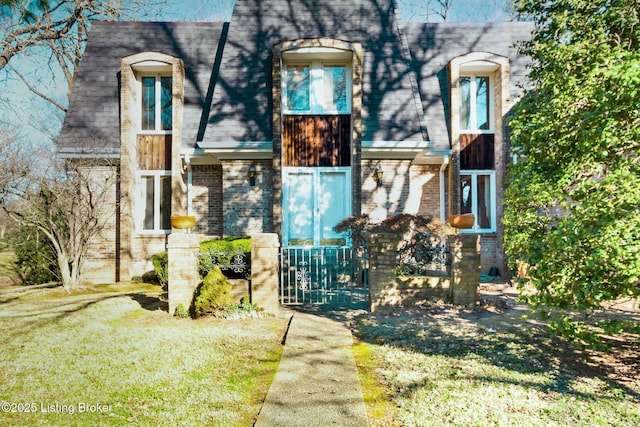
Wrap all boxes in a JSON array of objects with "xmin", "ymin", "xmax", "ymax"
[
  {"xmin": 1, "ymin": 0, "xmax": 166, "ymax": 113},
  {"xmin": 0, "ymin": 129, "xmax": 116, "ymax": 290}
]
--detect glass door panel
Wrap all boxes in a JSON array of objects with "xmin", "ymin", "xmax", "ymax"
[
  {"xmin": 283, "ymin": 167, "xmax": 350, "ymax": 247},
  {"xmin": 285, "ymin": 170, "xmax": 315, "ymax": 246}
]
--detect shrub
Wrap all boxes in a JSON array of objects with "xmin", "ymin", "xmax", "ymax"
[
  {"xmin": 191, "ymin": 266, "xmax": 235, "ymax": 318},
  {"xmin": 198, "ymin": 236, "xmax": 251, "ymax": 279},
  {"xmin": 9, "ymin": 226, "xmax": 59, "ymax": 285},
  {"xmin": 151, "ymin": 252, "xmax": 168, "ymax": 287}
]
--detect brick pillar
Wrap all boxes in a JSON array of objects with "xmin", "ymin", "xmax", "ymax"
[
  {"xmin": 167, "ymin": 233, "xmax": 200, "ymax": 315},
  {"xmin": 368, "ymin": 232, "xmax": 399, "ymax": 312},
  {"xmin": 251, "ymin": 233, "xmax": 280, "ymax": 316},
  {"xmin": 448, "ymin": 234, "xmax": 481, "ymax": 306}
]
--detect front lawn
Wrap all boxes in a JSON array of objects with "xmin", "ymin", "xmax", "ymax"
[
  {"xmin": 0, "ymin": 283, "xmax": 288, "ymax": 426},
  {"xmin": 354, "ymin": 304, "xmax": 639, "ymax": 427}
]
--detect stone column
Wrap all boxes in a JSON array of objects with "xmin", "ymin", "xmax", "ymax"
[
  {"xmin": 251, "ymin": 233, "xmax": 280, "ymax": 316},
  {"xmin": 448, "ymin": 234, "xmax": 481, "ymax": 306},
  {"xmin": 368, "ymin": 232, "xmax": 399, "ymax": 312},
  {"xmin": 167, "ymin": 233, "xmax": 200, "ymax": 315}
]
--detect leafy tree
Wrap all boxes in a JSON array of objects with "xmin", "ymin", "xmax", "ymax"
[{"xmin": 504, "ymin": 0, "xmax": 640, "ymax": 346}]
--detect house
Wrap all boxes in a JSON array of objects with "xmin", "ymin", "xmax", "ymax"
[{"xmin": 58, "ymin": 0, "xmax": 533, "ymax": 284}]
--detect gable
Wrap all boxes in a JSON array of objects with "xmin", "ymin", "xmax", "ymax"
[{"xmin": 59, "ymin": 21, "xmax": 224, "ymax": 154}]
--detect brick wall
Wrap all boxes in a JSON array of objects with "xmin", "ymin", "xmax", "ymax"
[
  {"xmin": 191, "ymin": 164, "xmax": 223, "ymax": 236},
  {"xmin": 81, "ymin": 165, "xmax": 118, "ymax": 284},
  {"xmin": 221, "ymin": 160, "xmax": 273, "ymax": 236},
  {"xmin": 361, "ymin": 160, "xmax": 442, "ymax": 222},
  {"xmin": 368, "ymin": 232, "xmax": 481, "ymax": 310}
]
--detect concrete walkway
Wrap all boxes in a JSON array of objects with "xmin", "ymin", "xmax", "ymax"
[{"xmin": 254, "ymin": 309, "xmax": 369, "ymax": 427}]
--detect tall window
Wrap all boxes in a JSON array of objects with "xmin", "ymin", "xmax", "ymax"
[
  {"xmin": 459, "ymin": 76, "xmax": 490, "ymax": 131},
  {"xmin": 283, "ymin": 62, "xmax": 350, "ymax": 114},
  {"xmin": 141, "ymin": 76, "xmax": 172, "ymax": 131},
  {"xmin": 460, "ymin": 171, "xmax": 496, "ymax": 233},
  {"xmin": 139, "ymin": 173, "xmax": 171, "ymax": 231}
]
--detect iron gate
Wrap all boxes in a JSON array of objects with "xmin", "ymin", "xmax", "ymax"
[{"xmin": 279, "ymin": 246, "xmax": 368, "ymax": 306}]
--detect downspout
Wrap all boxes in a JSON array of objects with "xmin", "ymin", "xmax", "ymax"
[
  {"xmin": 184, "ymin": 153, "xmax": 192, "ymax": 216},
  {"xmin": 439, "ymin": 155, "xmax": 449, "ymax": 221}
]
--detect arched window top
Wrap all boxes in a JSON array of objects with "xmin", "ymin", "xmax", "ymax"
[
  {"xmin": 121, "ymin": 51, "xmax": 181, "ymax": 69},
  {"xmin": 449, "ymin": 51, "xmax": 509, "ymax": 73}
]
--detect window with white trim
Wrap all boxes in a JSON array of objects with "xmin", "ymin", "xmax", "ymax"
[
  {"xmin": 459, "ymin": 75, "xmax": 492, "ymax": 132},
  {"xmin": 460, "ymin": 171, "xmax": 496, "ymax": 233},
  {"xmin": 140, "ymin": 75, "xmax": 172, "ymax": 131},
  {"xmin": 283, "ymin": 62, "xmax": 350, "ymax": 114},
  {"xmin": 138, "ymin": 172, "xmax": 171, "ymax": 232}
]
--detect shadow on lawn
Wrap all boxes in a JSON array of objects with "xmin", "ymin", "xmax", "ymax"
[
  {"xmin": 0, "ymin": 285, "xmax": 168, "ymax": 339},
  {"xmin": 298, "ymin": 303, "xmax": 640, "ymax": 403}
]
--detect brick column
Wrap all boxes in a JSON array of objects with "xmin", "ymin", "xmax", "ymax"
[
  {"xmin": 250, "ymin": 233, "xmax": 280, "ymax": 316},
  {"xmin": 167, "ymin": 233, "xmax": 200, "ymax": 315},
  {"xmin": 368, "ymin": 232, "xmax": 399, "ymax": 312},
  {"xmin": 448, "ymin": 234, "xmax": 481, "ymax": 306}
]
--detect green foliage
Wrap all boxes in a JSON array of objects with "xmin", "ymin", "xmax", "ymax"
[
  {"xmin": 191, "ymin": 266, "xmax": 235, "ymax": 318},
  {"xmin": 10, "ymin": 226, "xmax": 58, "ymax": 285},
  {"xmin": 505, "ymin": 0, "xmax": 640, "ymax": 346},
  {"xmin": 174, "ymin": 303, "xmax": 189, "ymax": 319},
  {"xmin": 151, "ymin": 252, "xmax": 168, "ymax": 287},
  {"xmin": 198, "ymin": 236, "xmax": 251, "ymax": 279}
]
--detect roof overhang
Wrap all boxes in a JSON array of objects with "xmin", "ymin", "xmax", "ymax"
[
  {"xmin": 361, "ymin": 140, "xmax": 451, "ymax": 164},
  {"xmin": 195, "ymin": 141, "xmax": 273, "ymax": 160}
]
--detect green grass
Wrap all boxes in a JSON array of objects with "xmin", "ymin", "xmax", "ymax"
[
  {"xmin": 353, "ymin": 307, "xmax": 640, "ymax": 427},
  {"xmin": 0, "ymin": 283, "xmax": 288, "ymax": 426}
]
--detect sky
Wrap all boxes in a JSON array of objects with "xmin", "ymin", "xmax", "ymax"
[{"xmin": 1, "ymin": 0, "xmax": 511, "ymax": 145}]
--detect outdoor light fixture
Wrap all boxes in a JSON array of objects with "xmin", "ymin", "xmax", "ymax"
[
  {"xmin": 375, "ymin": 167, "xmax": 384, "ymax": 187},
  {"xmin": 248, "ymin": 165, "xmax": 257, "ymax": 186}
]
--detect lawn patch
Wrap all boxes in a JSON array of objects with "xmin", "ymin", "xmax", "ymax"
[{"xmin": 0, "ymin": 284, "xmax": 288, "ymax": 426}]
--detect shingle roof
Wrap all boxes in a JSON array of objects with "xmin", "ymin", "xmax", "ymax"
[
  {"xmin": 59, "ymin": 21, "xmax": 224, "ymax": 151},
  {"xmin": 58, "ymin": 1, "xmax": 533, "ymax": 154},
  {"xmin": 404, "ymin": 21, "xmax": 534, "ymax": 149},
  {"xmin": 204, "ymin": 0, "xmax": 427, "ymax": 144}
]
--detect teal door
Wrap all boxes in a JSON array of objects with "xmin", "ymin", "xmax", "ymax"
[{"xmin": 282, "ymin": 167, "xmax": 351, "ymax": 247}]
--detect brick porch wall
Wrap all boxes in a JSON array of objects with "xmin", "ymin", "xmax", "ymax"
[
  {"xmin": 221, "ymin": 160, "xmax": 273, "ymax": 236},
  {"xmin": 192, "ymin": 164, "xmax": 223, "ymax": 236},
  {"xmin": 361, "ymin": 160, "xmax": 442, "ymax": 222}
]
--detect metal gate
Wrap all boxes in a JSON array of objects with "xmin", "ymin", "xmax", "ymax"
[{"xmin": 280, "ymin": 246, "xmax": 368, "ymax": 307}]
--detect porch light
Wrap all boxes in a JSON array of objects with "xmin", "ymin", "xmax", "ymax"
[
  {"xmin": 375, "ymin": 167, "xmax": 384, "ymax": 187},
  {"xmin": 248, "ymin": 165, "xmax": 257, "ymax": 186}
]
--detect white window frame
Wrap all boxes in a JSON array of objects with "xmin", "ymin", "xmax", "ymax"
[
  {"xmin": 459, "ymin": 74, "xmax": 494, "ymax": 134},
  {"xmin": 137, "ymin": 171, "xmax": 171, "ymax": 234},
  {"xmin": 137, "ymin": 74, "xmax": 173, "ymax": 134},
  {"xmin": 460, "ymin": 170, "xmax": 497, "ymax": 233},
  {"xmin": 282, "ymin": 61, "xmax": 351, "ymax": 115}
]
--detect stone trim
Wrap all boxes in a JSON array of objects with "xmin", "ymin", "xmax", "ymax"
[
  {"xmin": 272, "ymin": 38, "xmax": 364, "ymax": 234},
  {"xmin": 119, "ymin": 52, "xmax": 185, "ymax": 280}
]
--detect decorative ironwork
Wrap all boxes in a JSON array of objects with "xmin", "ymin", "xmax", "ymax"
[
  {"xmin": 199, "ymin": 247, "xmax": 250, "ymax": 278},
  {"xmin": 280, "ymin": 246, "xmax": 368, "ymax": 306},
  {"xmin": 396, "ymin": 232, "xmax": 448, "ymax": 276}
]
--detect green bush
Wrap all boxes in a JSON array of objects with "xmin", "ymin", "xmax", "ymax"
[
  {"xmin": 198, "ymin": 236, "xmax": 251, "ymax": 279},
  {"xmin": 10, "ymin": 226, "xmax": 58, "ymax": 285},
  {"xmin": 151, "ymin": 252, "xmax": 168, "ymax": 287},
  {"xmin": 191, "ymin": 266, "xmax": 235, "ymax": 318}
]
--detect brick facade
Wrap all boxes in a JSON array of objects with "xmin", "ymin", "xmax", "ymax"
[
  {"xmin": 361, "ymin": 160, "xmax": 442, "ymax": 222},
  {"xmin": 191, "ymin": 164, "xmax": 223, "ymax": 236}
]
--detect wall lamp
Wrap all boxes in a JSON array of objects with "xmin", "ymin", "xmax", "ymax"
[
  {"xmin": 374, "ymin": 166, "xmax": 384, "ymax": 187},
  {"xmin": 248, "ymin": 164, "xmax": 257, "ymax": 186}
]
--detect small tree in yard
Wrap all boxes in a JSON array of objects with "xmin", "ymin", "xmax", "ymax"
[
  {"xmin": 504, "ymin": 0, "xmax": 640, "ymax": 346},
  {"xmin": 0, "ymin": 131, "xmax": 115, "ymax": 291}
]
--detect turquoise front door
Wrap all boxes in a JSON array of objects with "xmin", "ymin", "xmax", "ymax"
[{"xmin": 282, "ymin": 167, "xmax": 351, "ymax": 247}]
